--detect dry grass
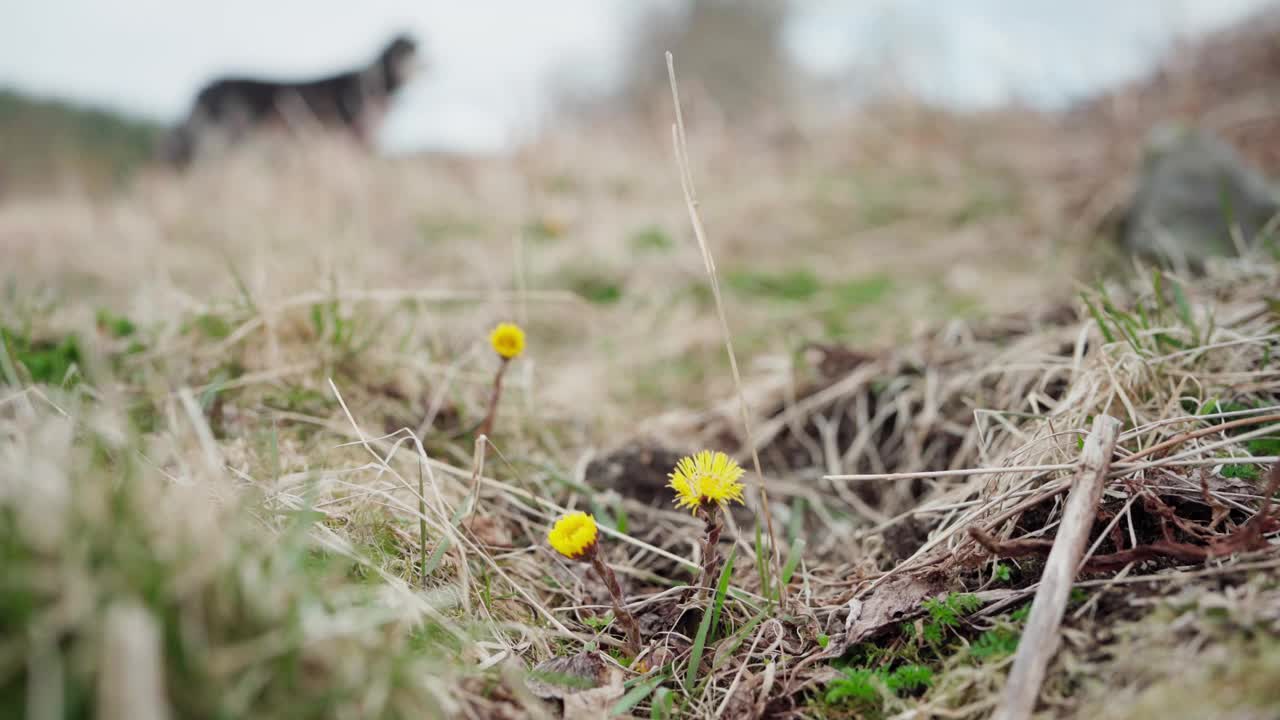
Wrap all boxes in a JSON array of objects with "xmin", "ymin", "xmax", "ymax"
[{"xmin": 1, "ymin": 76, "xmax": 1278, "ymax": 719}]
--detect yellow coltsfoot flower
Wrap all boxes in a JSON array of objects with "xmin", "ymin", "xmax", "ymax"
[
  {"xmin": 489, "ymin": 322, "xmax": 526, "ymax": 360},
  {"xmin": 547, "ymin": 511, "xmax": 599, "ymax": 559},
  {"xmin": 668, "ymin": 450, "xmax": 746, "ymax": 514}
]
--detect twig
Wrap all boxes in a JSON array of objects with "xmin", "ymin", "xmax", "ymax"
[{"xmin": 993, "ymin": 414, "xmax": 1121, "ymax": 720}]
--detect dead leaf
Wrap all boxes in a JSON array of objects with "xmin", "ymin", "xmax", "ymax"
[
  {"xmin": 465, "ymin": 515, "xmax": 514, "ymax": 548},
  {"xmin": 563, "ymin": 669, "xmax": 625, "ymax": 720},
  {"xmin": 525, "ymin": 651, "xmax": 605, "ymax": 700},
  {"xmin": 719, "ymin": 668, "xmax": 757, "ymax": 719},
  {"xmin": 835, "ymin": 570, "xmax": 947, "ymax": 654}
]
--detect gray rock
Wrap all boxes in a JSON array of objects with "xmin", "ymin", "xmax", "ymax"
[{"xmin": 1122, "ymin": 124, "xmax": 1280, "ymax": 270}]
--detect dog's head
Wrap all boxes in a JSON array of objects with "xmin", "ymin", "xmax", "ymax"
[{"xmin": 378, "ymin": 34, "xmax": 421, "ymax": 91}]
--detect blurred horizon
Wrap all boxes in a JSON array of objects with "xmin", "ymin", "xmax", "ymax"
[{"xmin": 1, "ymin": 0, "xmax": 1275, "ymax": 154}]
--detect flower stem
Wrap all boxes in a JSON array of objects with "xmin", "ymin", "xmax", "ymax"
[
  {"xmin": 589, "ymin": 550, "xmax": 642, "ymax": 657},
  {"xmin": 477, "ymin": 357, "xmax": 510, "ymax": 441},
  {"xmin": 697, "ymin": 505, "xmax": 723, "ymax": 594}
]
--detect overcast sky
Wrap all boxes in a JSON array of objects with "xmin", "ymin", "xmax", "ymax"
[{"xmin": 1, "ymin": 0, "xmax": 1273, "ymax": 152}]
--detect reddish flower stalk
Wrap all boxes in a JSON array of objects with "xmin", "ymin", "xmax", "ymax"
[
  {"xmin": 477, "ymin": 357, "xmax": 509, "ymax": 440},
  {"xmin": 588, "ymin": 547, "xmax": 642, "ymax": 657},
  {"xmin": 697, "ymin": 505, "xmax": 724, "ymax": 593}
]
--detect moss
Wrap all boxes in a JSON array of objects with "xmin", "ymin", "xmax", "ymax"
[
  {"xmin": 416, "ymin": 217, "xmax": 486, "ymax": 243},
  {"xmin": 1085, "ymin": 638, "xmax": 1280, "ymax": 720},
  {"xmin": 629, "ymin": 225, "xmax": 675, "ymax": 252},
  {"xmin": 0, "ymin": 325, "xmax": 83, "ymax": 386},
  {"xmin": 728, "ymin": 268, "xmax": 821, "ymax": 301},
  {"xmin": 568, "ymin": 274, "xmax": 624, "ymax": 305}
]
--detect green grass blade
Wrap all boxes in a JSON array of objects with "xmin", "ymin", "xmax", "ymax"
[
  {"xmin": 711, "ymin": 608, "xmax": 769, "ymax": 670},
  {"xmin": 707, "ymin": 545, "xmax": 737, "ymax": 642},
  {"xmin": 1081, "ymin": 292, "xmax": 1115, "ymax": 344},
  {"xmin": 614, "ymin": 503, "xmax": 628, "ymax": 534},
  {"xmin": 753, "ymin": 522, "xmax": 767, "ymax": 588},
  {"xmin": 422, "ymin": 500, "xmax": 468, "ymax": 577},
  {"xmin": 1171, "ymin": 278, "xmax": 1199, "ymax": 343},
  {"xmin": 779, "ymin": 538, "xmax": 806, "ymax": 592},
  {"xmin": 220, "ymin": 251, "xmax": 260, "ymax": 315},
  {"xmin": 1152, "ymin": 268, "xmax": 1166, "ymax": 318},
  {"xmin": 0, "ymin": 332, "xmax": 19, "ymax": 386},
  {"xmin": 1100, "ymin": 293, "xmax": 1146, "ymax": 355},
  {"xmin": 686, "ymin": 545, "xmax": 737, "ymax": 687},
  {"xmin": 418, "ymin": 460, "xmax": 429, "ymax": 586},
  {"xmin": 649, "ymin": 687, "xmax": 674, "ymax": 719},
  {"xmin": 198, "ymin": 368, "xmax": 230, "ymax": 411},
  {"xmin": 787, "ymin": 497, "xmax": 805, "ymax": 544},
  {"xmin": 611, "ymin": 672, "xmax": 668, "ymax": 717}
]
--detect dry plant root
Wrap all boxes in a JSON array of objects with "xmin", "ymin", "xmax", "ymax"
[{"xmin": 970, "ymin": 463, "xmax": 1280, "ymax": 572}]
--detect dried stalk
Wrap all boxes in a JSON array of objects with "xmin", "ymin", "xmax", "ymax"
[{"xmin": 993, "ymin": 414, "xmax": 1121, "ymax": 720}]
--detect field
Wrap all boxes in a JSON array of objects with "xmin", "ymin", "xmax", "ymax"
[{"xmin": 2, "ymin": 47, "xmax": 1280, "ymax": 720}]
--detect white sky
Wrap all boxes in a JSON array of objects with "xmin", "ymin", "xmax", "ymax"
[
  {"xmin": 790, "ymin": 0, "xmax": 1275, "ymax": 107},
  {"xmin": 1, "ymin": 0, "xmax": 1273, "ymax": 153}
]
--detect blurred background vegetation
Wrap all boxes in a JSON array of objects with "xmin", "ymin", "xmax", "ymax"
[{"xmin": 0, "ymin": 90, "xmax": 160, "ymax": 195}]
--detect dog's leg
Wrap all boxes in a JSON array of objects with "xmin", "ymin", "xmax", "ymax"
[
  {"xmin": 276, "ymin": 89, "xmax": 323, "ymax": 136},
  {"xmin": 226, "ymin": 98, "xmax": 258, "ymax": 145},
  {"xmin": 353, "ymin": 101, "xmax": 387, "ymax": 149},
  {"xmin": 162, "ymin": 103, "xmax": 214, "ymax": 168},
  {"xmin": 158, "ymin": 119, "xmax": 194, "ymax": 168}
]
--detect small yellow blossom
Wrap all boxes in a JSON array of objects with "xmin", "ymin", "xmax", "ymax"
[
  {"xmin": 489, "ymin": 322, "xmax": 526, "ymax": 360},
  {"xmin": 547, "ymin": 511, "xmax": 598, "ymax": 559},
  {"xmin": 668, "ymin": 450, "xmax": 746, "ymax": 514}
]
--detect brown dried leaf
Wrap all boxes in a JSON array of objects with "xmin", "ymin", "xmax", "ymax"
[
  {"xmin": 525, "ymin": 651, "xmax": 605, "ymax": 700},
  {"xmin": 562, "ymin": 669, "xmax": 625, "ymax": 720},
  {"xmin": 834, "ymin": 569, "xmax": 948, "ymax": 653},
  {"xmin": 719, "ymin": 668, "xmax": 758, "ymax": 719},
  {"xmin": 465, "ymin": 514, "xmax": 514, "ymax": 548}
]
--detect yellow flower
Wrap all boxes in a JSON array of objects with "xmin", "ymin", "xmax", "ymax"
[
  {"xmin": 547, "ymin": 511, "xmax": 598, "ymax": 559},
  {"xmin": 668, "ymin": 450, "xmax": 746, "ymax": 514},
  {"xmin": 489, "ymin": 322, "xmax": 526, "ymax": 360}
]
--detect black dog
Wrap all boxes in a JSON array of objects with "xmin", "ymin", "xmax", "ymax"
[{"xmin": 162, "ymin": 34, "xmax": 420, "ymax": 166}]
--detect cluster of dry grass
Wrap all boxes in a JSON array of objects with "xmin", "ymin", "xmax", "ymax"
[{"xmin": 2, "ymin": 43, "xmax": 1279, "ymax": 719}]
